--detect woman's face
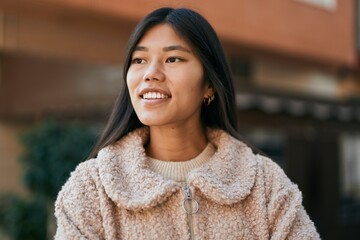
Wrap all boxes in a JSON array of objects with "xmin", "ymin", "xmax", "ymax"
[{"xmin": 127, "ymin": 24, "xmax": 213, "ymax": 128}]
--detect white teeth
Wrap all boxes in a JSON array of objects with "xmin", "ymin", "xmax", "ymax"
[{"xmin": 142, "ymin": 92, "xmax": 169, "ymax": 99}]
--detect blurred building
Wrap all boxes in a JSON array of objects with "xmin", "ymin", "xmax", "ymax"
[{"xmin": 0, "ymin": 0, "xmax": 359, "ymax": 239}]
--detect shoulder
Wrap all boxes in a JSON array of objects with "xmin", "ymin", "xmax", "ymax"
[
  {"xmin": 254, "ymin": 156, "xmax": 320, "ymax": 238},
  {"xmin": 218, "ymin": 130, "xmax": 300, "ymax": 200},
  {"xmin": 253, "ymin": 154, "xmax": 303, "ymax": 210},
  {"xmin": 60, "ymin": 158, "xmax": 100, "ymax": 191},
  {"xmin": 256, "ymin": 155, "xmax": 296, "ymax": 189},
  {"xmin": 54, "ymin": 158, "xmax": 106, "ymax": 238},
  {"xmin": 55, "ymin": 158, "xmax": 101, "ymax": 211}
]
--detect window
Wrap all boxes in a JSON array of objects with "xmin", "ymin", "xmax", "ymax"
[
  {"xmin": 295, "ymin": 0, "xmax": 337, "ymax": 11},
  {"xmin": 340, "ymin": 133, "xmax": 360, "ymax": 225}
]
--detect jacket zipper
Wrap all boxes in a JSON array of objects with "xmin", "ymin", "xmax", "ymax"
[{"xmin": 182, "ymin": 185, "xmax": 199, "ymax": 240}]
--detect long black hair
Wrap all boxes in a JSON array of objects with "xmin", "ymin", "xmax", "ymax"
[{"xmin": 88, "ymin": 7, "xmax": 238, "ymax": 158}]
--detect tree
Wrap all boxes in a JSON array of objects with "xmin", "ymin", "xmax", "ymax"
[{"xmin": 0, "ymin": 119, "xmax": 98, "ymax": 240}]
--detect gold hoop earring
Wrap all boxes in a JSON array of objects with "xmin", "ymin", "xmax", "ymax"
[{"xmin": 203, "ymin": 94, "xmax": 215, "ymax": 106}]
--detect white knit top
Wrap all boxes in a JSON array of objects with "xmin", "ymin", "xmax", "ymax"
[{"xmin": 146, "ymin": 143, "xmax": 216, "ymax": 182}]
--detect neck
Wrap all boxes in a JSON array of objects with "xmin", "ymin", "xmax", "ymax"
[{"xmin": 146, "ymin": 124, "xmax": 208, "ymax": 162}]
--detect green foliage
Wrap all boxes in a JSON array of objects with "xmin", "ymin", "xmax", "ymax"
[
  {"xmin": 19, "ymin": 120, "xmax": 98, "ymax": 200},
  {"xmin": 0, "ymin": 195, "xmax": 47, "ymax": 240},
  {"xmin": 0, "ymin": 119, "xmax": 98, "ymax": 239}
]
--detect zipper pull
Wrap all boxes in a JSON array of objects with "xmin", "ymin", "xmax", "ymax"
[
  {"xmin": 184, "ymin": 186, "xmax": 192, "ymax": 200},
  {"xmin": 182, "ymin": 185, "xmax": 199, "ymax": 214}
]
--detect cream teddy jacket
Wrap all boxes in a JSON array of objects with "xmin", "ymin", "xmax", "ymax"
[{"xmin": 54, "ymin": 127, "xmax": 320, "ymax": 240}]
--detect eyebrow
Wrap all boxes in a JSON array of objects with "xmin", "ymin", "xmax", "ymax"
[
  {"xmin": 133, "ymin": 45, "xmax": 191, "ymax": 53},
  {"xmin": 163, "ymin": 45, "xmax": 191, "ymax": 53}
]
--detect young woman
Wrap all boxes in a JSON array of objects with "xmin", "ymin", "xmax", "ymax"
[{"xmin": 55, "ymin": 7, "xmax": 320, "ymax": 239}]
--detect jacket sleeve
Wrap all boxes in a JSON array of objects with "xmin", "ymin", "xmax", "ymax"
[
  {"xmin": 54, "ymin": 160, "xmax": 104, "ymax": 240},
  {"xmin": 262, "ymin": 156, "xmax": 321, "ymax": 240}
]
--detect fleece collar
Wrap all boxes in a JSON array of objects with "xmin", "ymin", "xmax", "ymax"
[{"xmin": 97, "ymin": 127, "xmax": 257, "ymax": 211}]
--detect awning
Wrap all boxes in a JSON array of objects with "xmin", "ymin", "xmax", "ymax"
[{"xmin": 236, "ymin": 92, "xmax": 360, "ymax": 122}]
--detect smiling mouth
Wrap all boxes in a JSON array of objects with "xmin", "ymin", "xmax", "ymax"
[{"xmin": 141, "ymin": 92, "xmax": 171, "ymax": 99}]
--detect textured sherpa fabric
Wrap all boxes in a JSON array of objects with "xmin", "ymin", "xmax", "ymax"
[{"xmin": 54, "ymin": 127, "xmax": 321, "ymax": 240}]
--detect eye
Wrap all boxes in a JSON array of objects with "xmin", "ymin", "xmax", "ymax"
[
  {"xmin": 131, "ymin": 58, "xmax": 145, "ymax": 64},
  {"xmin": 166, "ymin": 57, "xmax": 182, "ymax": 63}
]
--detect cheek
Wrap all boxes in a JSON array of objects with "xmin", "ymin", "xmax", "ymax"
[
  {"xmin": 186, "ymin": 67, "xmax": 206, "ymax": 97},
  {"xmin": 173, "ymin": 79, "xmax": 206, "ymax": 109},
  {"xmin": 126, "ymin": 71, "xmax": 139, "ymax": 98}
]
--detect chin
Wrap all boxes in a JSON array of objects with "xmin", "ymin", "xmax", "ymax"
[{"xmin": 137, "ymin": 116, "xmax": 167, "ymax": 127}]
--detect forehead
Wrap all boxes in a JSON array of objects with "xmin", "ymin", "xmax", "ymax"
[{"xmin": 137, "ymin": 24, "xmax": 190, "ymax": 48}]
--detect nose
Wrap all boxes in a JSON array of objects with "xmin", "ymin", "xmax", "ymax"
[{"xmin": 143, "ymin": 61, "xmax": 165, "ymax": 81}]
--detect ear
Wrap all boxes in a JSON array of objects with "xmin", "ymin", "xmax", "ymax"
[{"xmin": 204, "ymin": 84, "xmax": 215, "ymax": 98}]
